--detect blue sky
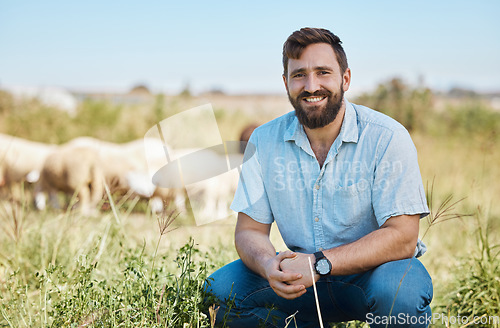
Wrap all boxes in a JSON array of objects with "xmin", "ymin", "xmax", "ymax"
[{"xmin": 1, "ymin": 0, "xmax": 499, "ymax": 95}]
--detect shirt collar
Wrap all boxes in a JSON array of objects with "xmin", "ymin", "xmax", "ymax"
[
  {"xmin": 284, "ymin": 98, "xmax": 359, "ymax": 144},
  {"xmin": 341, "ymin": 99, "xmax": 359, "ymax": 143}
]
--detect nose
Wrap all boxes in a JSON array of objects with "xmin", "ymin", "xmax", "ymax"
[{"xmin": 304, "ymin": 74, "xmax": 320, "ymax": 93}]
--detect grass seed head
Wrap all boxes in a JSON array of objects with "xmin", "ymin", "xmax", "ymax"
[{"xmin": 157, "ymin": 204, "xmax": 180, "ymax": 236}]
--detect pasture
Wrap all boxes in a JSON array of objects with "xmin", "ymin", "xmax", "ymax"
[{"xmin": 0, "ymin": 88, "xmax": 499, "ymax": 327}]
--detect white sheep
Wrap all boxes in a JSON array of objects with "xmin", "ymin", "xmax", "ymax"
[
  {"xmin": 35, "ymin": 145, "xmax": 104, "ymax": 215},
  {"xmin": 152, "ymin": 147, "xmax": 243, "ymax": 224},
  {"xmin": 0, "ymin": 133, "xmax": 56, "ymax": 195},
  {"xmin": 65, "ymin": 136, "xmax": 176, "ymax": 211}
]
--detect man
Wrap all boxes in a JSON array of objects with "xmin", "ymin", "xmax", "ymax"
[{"xmin": 206, "ymin": 27, "xmax": 433, "ymax": 328}]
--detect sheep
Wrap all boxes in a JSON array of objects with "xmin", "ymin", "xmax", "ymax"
[
  {"xmin": 44, "ymin": 136, "xmax": 240, "ymax": 218},
  {"xmin": 65, "ymin": 137, "xmax": 144, "ymax": 194},
  {"xmin": 0, "ymin": 133, "xmax": 56, "ymax": 198},
  {"xmin": 65, "ymin": 136, "xmax": 176, "ymax": 211},
  {"xmin": 152, "ymin": 146, "xmax": 244, "ymax": 224},
  {"xmin": 35, "ymin": 145, "xmax": 104, "ymax": 215}
]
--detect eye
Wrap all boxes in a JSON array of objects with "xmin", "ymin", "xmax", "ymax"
[
  {"xmin": 318, "ymin": 71, "xmax": 330, "ymax": 75},
  {"xmin": 292, "ymin": 73, "xmax": 305, "ymax": 78}
]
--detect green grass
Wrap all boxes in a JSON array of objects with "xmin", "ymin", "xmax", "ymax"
[
  {"xmin": 436, "ymin": 213, "xmax": 500, "ymax": 328},
  {"xmin": 0, "ymin": 197, "xmax": 222, "ymax": 327}
]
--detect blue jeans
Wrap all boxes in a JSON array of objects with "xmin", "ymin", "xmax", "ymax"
[{"xmin": 205, "ymin": 258, "xmax": 433, "ymax": 327}]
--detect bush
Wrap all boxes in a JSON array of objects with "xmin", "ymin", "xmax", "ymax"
[
  {"xmin": 0, "ymin": 90, "xmax": 15, "ymax": 114},
  {"xmin": 353, "ymin": 78, "xmax": 500, "ymax": 142},
  {"xmin": 354, "ymin": 77, "xmax": 433, "ymax": 132},
  {"xmin": 442, "ymin": 102, "xmax": 500, "ymax": 139}
]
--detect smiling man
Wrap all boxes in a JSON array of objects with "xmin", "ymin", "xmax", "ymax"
[{"xmin": 206, "ymin": 27, "xmax": 433, "ymax": 327}]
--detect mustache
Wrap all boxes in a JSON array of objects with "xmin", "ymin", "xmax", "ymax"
[{"xmin": 298, "ymin": 90, "xmax": 332, "ymax": 99}]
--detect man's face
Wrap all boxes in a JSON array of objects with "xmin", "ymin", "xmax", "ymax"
[{"xmin": 284, "ymin": 43, "xmax": 350, "ymax": 129}]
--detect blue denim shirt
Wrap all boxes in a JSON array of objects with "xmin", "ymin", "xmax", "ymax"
[{"xmin": 231, "ymin": 100, "xmax": 429, "ymax": 256}]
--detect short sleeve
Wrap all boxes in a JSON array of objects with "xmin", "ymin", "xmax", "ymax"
[
  {"xmin": 230, "ymin": 133, "xmax": 274, "ymax": 224},
  {"xmin": 371, "ymin": 128, "xmax": 429, "ymax": 226}
]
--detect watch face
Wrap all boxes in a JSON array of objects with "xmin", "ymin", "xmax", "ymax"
[{"xmin": 316, "ymin": 259, "xmax": 330, "ymax": 275}]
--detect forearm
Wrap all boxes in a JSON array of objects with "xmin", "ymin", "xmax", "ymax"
[
  {"xmin": 325, "ymin": 215, "xmax": 418, "ymax": 275},
  {"xmin": 235, "ymin": 229, "xmax": 276, "ymax": 278},
  {"xmin": 234, "ymin": 212, "xmax": 306, "ymax": 299}
]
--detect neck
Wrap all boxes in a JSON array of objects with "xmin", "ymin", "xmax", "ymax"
[{"xmin": 304, "ymin": 101, "xmax": 346, "ymax": 150}]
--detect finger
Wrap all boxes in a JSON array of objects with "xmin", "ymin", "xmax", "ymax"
[
  {"xmin": 282, "ymin": 271, "xmax": 304, "ymax": 282},
  {"xmin": 277, "ymin": 289, "xmax": 307, "ymax": 300},
  {"xmin": 277, "ymin": 250, "xmax": 296, "ymax": 260},
  {"xmin": 272, "ymin": 280, "xmax": 304, "ymax": 292},
  {"xmin": 269, "ymin": 270, "xmax": 302, "ymax": 282},
  {"xmin": 280, "ymin": 282, "xmax": 305, "ymax": 294},
  {"xmin": 272, "ymin": 283, "xmax": 307, "ymax": 300}
]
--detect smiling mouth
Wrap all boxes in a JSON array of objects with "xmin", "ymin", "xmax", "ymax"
[{"xmin": 303, "ymin": 96, "xmax": 326, "ymax": 103}]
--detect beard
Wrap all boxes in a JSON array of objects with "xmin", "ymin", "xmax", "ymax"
[{"xmin": 287, "ymin": 87, "xmax": 344, "ymax": 129}]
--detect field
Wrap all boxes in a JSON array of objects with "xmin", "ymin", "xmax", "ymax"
[{"xmin": 0, "ymin": 86, "xmax": 499, "ymax": 327}]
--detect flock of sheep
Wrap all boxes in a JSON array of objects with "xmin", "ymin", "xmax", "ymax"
[{"xmin": 0, "ymin": 132, "xmax": 248, "ymax": 218}]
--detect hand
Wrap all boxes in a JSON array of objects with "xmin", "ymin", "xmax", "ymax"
[
  {"xmin": 279, "ymin": 252, "xmax": 319, "ymax": 288},
  {"xmin": 263, "ymin": 251, "xmax": 307, "ymax": 300}
]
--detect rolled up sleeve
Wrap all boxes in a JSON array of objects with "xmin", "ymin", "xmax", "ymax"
[
  {"xmin": 230, "ymin": 134, "xmax": 274, "ymax": 224},
  {"xmin": 371, "ymin": 128, "xmax": 429, "ymax": 227}
]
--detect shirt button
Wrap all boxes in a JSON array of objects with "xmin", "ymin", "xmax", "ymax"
[
  {"xmin": 314, "ymin": 217, "xmax": 319, "ymax": 222},
  {"xmin": 315, "ymin": 184, "xmax": 320, "ymax": 190}
]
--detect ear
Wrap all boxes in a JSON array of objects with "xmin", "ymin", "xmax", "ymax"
[
  {"xmin": 342, "ymin": 68, "xmax": 351, "ymax": 92},
  {"xmin": 282, "ymin": 74, "xmax": 288, "ymax": 90}
]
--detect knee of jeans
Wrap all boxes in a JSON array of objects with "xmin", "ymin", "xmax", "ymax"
[
  {"xmin": 203, "ymin": 276, "xmax": 215, "ymax": 300},
  {"xmin": 204, "ymin": 264, "xmax": 243, "ymax": 306},
  {"xmin": 369, "ymin": 259, "xmax": 433, "ymax": 315},
  {"xmin": 203, "ymin": 271, "xmax": 225, "ymax": 302}
]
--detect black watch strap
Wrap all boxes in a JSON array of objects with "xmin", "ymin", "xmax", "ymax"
[{"xmin": 314, "ymin": 251, "xmax": 325, "ymax": 260}]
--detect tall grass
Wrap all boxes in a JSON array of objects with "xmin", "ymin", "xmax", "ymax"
[
  {"xmin": 0, "ymin": 195, "xmax": 219, "ymax": 327},
  {"xmin": 433, "ymin": 210, "xmax": 500, "ymax": 328}
]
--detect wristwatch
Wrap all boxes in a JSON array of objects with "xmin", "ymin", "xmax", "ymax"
[{"xmin": 314, "ymin": 251, "xmax": 332, "ymax": 276}]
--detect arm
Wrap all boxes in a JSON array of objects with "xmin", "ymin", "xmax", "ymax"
[
  {"xmin": 280, "ymin": 214, "xmax": 419, "ymax": 285},
  {"xmin": 235, "ymin": 212, "xmax": 307, "ymax": 299},
  {"xmin": 326, "ymin": 213, "xmax": 419, "ymax": 274}
]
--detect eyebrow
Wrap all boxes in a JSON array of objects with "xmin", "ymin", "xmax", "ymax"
[{"xmin": 289, "ymin": 66, "xmax": 335, "ymax": 76}]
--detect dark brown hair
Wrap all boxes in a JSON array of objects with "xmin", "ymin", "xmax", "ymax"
[{"xmin": 282, "ymin": 27, "xmax": 348, "ymax": 76}]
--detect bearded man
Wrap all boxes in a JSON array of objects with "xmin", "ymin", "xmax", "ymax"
[{"xmin": 205, "ymin": 27, "xmax": 433, "ymax": 328}]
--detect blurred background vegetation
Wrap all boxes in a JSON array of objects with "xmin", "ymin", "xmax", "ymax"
[
  {"xmin": 355, "ymin": 78, "xmax": 500, "ymax": 140},
  {"xmin": 1, "ymin": 78, "xmax": 499, "ymax": 145},
  {"xmin": 0, "ymin": 87, "xmax": 256, "ymax": 145}
]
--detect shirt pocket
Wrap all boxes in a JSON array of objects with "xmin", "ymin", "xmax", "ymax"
[{"xmin": 332, "ymin": 180, "xmax": 373, "ymax": 228}]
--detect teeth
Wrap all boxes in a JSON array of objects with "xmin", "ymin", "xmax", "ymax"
[{"xmin": 305, "ymin": 97, "xmax": 324, "ymax": 103}]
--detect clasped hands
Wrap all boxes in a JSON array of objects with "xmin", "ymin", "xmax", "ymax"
[{"xmin": 264, "ymin": 250, "xmax": 320, "ymax": 300}]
